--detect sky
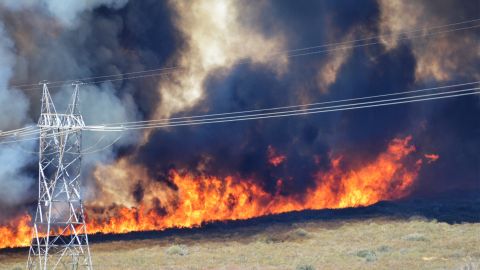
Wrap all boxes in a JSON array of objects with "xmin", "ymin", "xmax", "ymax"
[{"xmin": 0, "ymin": 0, "xmax": 478, "ymax": 222}]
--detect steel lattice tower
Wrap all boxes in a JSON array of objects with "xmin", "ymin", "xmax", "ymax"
[{"xmin": 27, "ymin": 83, "xmax": 93, "ymax": 270}]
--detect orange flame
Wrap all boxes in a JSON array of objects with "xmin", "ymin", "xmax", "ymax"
[
  {"xmin": 267, "ymin": 145, "xmax": 286, "ymax": 167},
  {"xmin": 0, "ymin": 136, "xmax": 435, "ymax": 249},
  {"xmin": 0, "ymin": 215, "xmax": 32, "ymax": 249},
  {"xmin": 424, "ymin": 153, "xmax": 440, "ymax": 163}
]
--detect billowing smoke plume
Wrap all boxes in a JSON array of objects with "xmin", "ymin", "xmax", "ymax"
[
  {"xmin": 0, "ymin": 0, "xmax": 478, "ymax": 228},
  {"xmin": 123, "ymin": 0, "xmax": 479, "ymax": 203},
  {"xmin": 0, "ymin": 21, "xmax": 35, "ymax": 219},
  {"xmin": 378, "ymin": 0, "xmax": 480, "ymax": 82},
  {"xmin": 154, "ymin": 0, "xmax": 287, "ymax": 119},
  {"xmin": 52, "ymin": 82, "xmax": 140, "ymax": 201},
  {"xmin": 0, "ymin": 0, "xmax": 143, "ymax": 219}
]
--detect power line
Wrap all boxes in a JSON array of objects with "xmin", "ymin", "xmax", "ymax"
[
  {"xmin": 0, "ymin": 129, "xmax": 79, "ymax": 145},
  {"xmin": 2, "ymin": 80, "xmax": 478, "ymax": 142},
  {"xmin": 105, "ymin": 90, "xmax": 480, "ymax": 130},
  {"xmin": 85, "ymin": 87, "xmax": 480, "ymax": 131},
  {"xmin": 35, "ymin": 23, "xmax": 480, "ymax": 90},
  {"xmin": 80, "ymin": 135, "xmax": 123, "ymax": 155},
  {"xmin": 2, "ymin": 87, "xmax": 477, "ymax": 146},
  {"xmin": 0, "ymin": 125, "xmax": 36, "ymax": 137},
  {"xmin": 94, "ymin": 81, "xmax": 480, "ymax": 127},
  {"xmin": 1, "ymin": 81, "xmax": 478, "ymax": 145},
  {"xmin": 6, "ymin": 134, "xmax": 110, "ymax": 155},
  {"xmin": 94, "ymin": 89, "xmax": 479, "ymax": 131},
  {"xmin": 6, "ymin": 18, "xmax": 480, "ymax": 92}
]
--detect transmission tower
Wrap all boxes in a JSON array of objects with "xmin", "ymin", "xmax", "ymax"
[{"xmin": 27, "ymin": 83, "xmax": 93, "ymax": 270}]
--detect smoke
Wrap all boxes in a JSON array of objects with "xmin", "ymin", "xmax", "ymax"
[
  {"xmin": 0, "ymin": 22, "xmax": 30, "ymax": 129},
  {"xmin": 127, "ymin": 0, "xmax": 479, "ymax": 203},
  {"xmin": 128, "ymin": 0, "xmax": 398, "ymax": 197},
  {"xmin": 0, "ymin": 0, "xmax": 478, "ymax": 225},
  {"xmin": 153, "ymin": 0, "xmax": 287, "ymax": 119},
  {"xmin": 378, "ymin": 0, "xmax": 480, "ymax": 82},
  {"xmin": 373, "ymin": 0, "xmax": 480, "ymax": 195},
  {"xmin": 0, "ymin": 21, "xmax": 35, "ymax": 219},
  {"xmin": 52, "ymin": 82, "xmax": 139, "ymax": 158},
  {"xmin": 0, "ymin": 0, "xmax": 146, "ymax": 221},
  {"xmin": 1, "ymin": 0, "xmax": 128, "ymax": 27}
]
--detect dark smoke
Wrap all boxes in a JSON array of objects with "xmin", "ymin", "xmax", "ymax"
[
  {"xmin": 0, "ymin": 0, "xmax": 180, "ymax": 220},
  {"xmin": 134, "ymin": 0, "xmax": 479, "ymax": 198},
  {"xmin": 0, "ymin": 0, "xmax": 478, "ymax": 223}
]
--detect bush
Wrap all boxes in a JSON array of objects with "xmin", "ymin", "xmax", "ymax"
[
  {"xmin": 165, "ymin": 244, "xmax": 189, "ymax": 256},
  {"xmin": 292, "ymin": 228, "xmax": 309, "ymax": 237},
  {"xmin": 296, "ymin": 264, "xmax": 315, "ymax": 270},
  {"xmin": 356, "ymin": 250, "xmax": 377, "ymax": 262},
  {"xmin": 377, "ymin": 245, "xmax": 392, "ymax": 252},
  {"xmin": 261, "ymin": 235, "xmax": 282, "ymax": 244}
]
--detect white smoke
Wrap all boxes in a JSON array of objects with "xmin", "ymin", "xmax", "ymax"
[
  {"xmin": 0, "ymin": 140, "xmax": 36, "ymax": 207},
  {"xmin": 1, "ymin": 0, "xmax": 128, "ymax": 27},
  {"xmin": 0, "ymin": 22, "xmax": 30, "ymax": 129},
  {"xmin": 53, "ymin": 82, "xmax": 140, "ymax": 168},
  {"xmin": 0, "ymin": 0, "xmax": 136, "ymax": 214},
  {"xmin": 0, "ymin": 22, "xmax": 35, "ymax": 209}
]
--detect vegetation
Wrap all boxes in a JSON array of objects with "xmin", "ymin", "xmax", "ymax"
[
  {"xmin": 0, "ymin": 218, "xmax": 478, "ymax": 269},
  {"xmin": 165, "ymin": 244, "xmax": 189, "ymax": 256},
  {"xmin": 356, "ymin": 249, "xmax": 377, "ymax": 262},
  {"xmin": 402, "ymin": 232, "xmax": 428, "ymax": 242},
  {"xmin": 296, "ymin": 264, "xmax": 315, "ymax": 270}
]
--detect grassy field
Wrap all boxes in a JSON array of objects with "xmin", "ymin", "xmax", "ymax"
[{"xmin": 1, "ymin": 217, "xmax": 479, "ymax": 270}]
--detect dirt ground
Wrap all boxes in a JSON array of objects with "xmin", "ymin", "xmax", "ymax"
[{"xmin": 1, "ymin": 217, "xmax": 479, "ymax": 270}]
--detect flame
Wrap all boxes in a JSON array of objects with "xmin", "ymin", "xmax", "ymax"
[
  {"xmin": 267, "ymin": 145, "xmax": 286, "ymax": 167},
  {"xmin": 424, "ymin": 154, "xmax": 439, "ymax": 163},
  {"xmin": 0, "ymin": 136, "xmax": 436, "ymax": 249},
  {"xmin": 0, "ymin": 215, "xmax": 32, "ymax": 249}
]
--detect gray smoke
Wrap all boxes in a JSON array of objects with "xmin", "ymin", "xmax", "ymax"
[
  {"xmin": 0, "ymin": 0, "xmax": 139, "ymax": 220},
  {"xmin": 0, "ymin": 21, "xmax": 35, "ymax": 217},
  {"xmin": 0, "ymin": 0, "xmax": 475, "ymax": 226},
  {"xmin": 53, "ymin": 82, "xmax": 140, "ymax": 200},
  {"xmin": 0, "ymin": 22, "xmax": 30, "ymax": 129}
]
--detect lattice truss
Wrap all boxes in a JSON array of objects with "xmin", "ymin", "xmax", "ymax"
[{"xmin": 28, "ymin": 83, "xmax": 93, "ymax": 270}]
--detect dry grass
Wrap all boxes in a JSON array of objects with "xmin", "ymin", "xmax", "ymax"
[{"xmin": 1, "ymin": 218, "xmax": 479, "ymax": 269}]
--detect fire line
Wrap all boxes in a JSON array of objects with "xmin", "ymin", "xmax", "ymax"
[{"xmin": 0, "ymin": 136, "xmax": 436, "ymax": 249}]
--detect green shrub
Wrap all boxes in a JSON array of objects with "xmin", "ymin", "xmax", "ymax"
[
  {"xmin": 165, "ymin": 244, "xmax": 189, "ymax": 256},
  {"xmin": 377, "ymin": 245, "xmax": 392, "ymax": 252},
  {"xmin": 356, "ymin": 250, "xmax": 377, "ymax": 262},
  {"xmin": 292, "ymin": 228, "xmax": 309, "ymax": 237},
  {"xmin": 296, "ymin": 264, "xmax": 315, "ymax": 270}
]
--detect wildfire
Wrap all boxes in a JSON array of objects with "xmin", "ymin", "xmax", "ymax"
[
  {"xmin": 267, "ymin": 145, "xmax": 287, "ymax": 167},
  {"xmin": 424, "ymin": 153, "xmax": 440, "ymax": 163},
  {"xmin": 0, "ymin": 136, "xmax": 435, "ymax": 249},
  {"xmin": 0, "ymin": 215, "xmax": 32, "ymax": 249}
]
